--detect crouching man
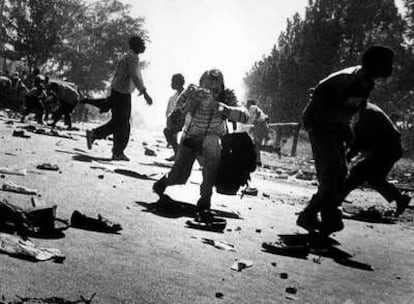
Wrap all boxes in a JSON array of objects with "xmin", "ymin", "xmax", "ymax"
[{"xmin": 339, "ymin": 102, "xmax": 411, "ymax": 216}]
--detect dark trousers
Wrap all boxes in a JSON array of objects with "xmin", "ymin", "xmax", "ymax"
[
  {"xmin": 306, "ymin": 129, "xmax": 347, "ymax": 220},
  {"xmin": 93, "ymin": 90, "xmax": 131, "ymax": 155},
  {"xmin": 340, "ymin": 142, "xmax": 403, "ymax": 203},
  {"xmin": 21, "ymin": 95, "xmax": 44, "ymax": 123},
  {"xmin": 83, "ymin": 97, "xmax": 111, "ymax": 113},
  {"xmin": 52, "ymin": 102, "xmax": 76, "ymax": 128},
  {"xmin": 163, "ymin": 127, "xmax": 179, "ymax": 153}
]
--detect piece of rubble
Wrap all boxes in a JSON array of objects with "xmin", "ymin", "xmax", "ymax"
[
  {"xmin": 12, "ymin": 130, "xmax": 30, "ymax": 138},
  {"xmin": 285, "ymin": 287, "xmax": 297, "ymax": 294},
  {"xmin": 36, "ymin": 163, "xmax": 60, "ymax": 171},
  {"xmin": 215, "ymin": 292, "xmax": 224, "ymax": 299},
  {"xmin": 0, "ymin": 167, "xmax": 27, "ymax": 176},
  {"xmin": 1, "ymin": 181, "xmax": 38, "ymax": 195},
  {"xmin": 280, "ymin": 272, "xmax": 288, "ymax": 279},
  {"xmin": 144, "ymin": 147, "xmax": 157, "ymax": 156},
  {"xmin": 231, "ymin": 259, "xmax": 253, "ymax": 272},
  {"xmin": 242, "ymin": 187, "xmax": 258, "ymax": 196},
  {"xmin": 0, "ymin": 232, "xmax": 64, "ymax": 262},
  {"xmin": 201, "ymin": 238, "xmax": 235, "ymax": 251}
]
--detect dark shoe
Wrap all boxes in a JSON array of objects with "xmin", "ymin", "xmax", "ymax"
[
  {"xmin": 70, "ymin": 210, "xmax": 122, "ymax": 233},
  {"xmin": 165, "ymin": 155, "xmax": 175, "ymax": 161},
  {"xmin": 195, "ymin": 209, "xmax": 215, "ymax": 223},
  {"xmin": 86, "ymin": 130, "xmax": 95, "ymax": 150},
  {"xmin": 196, "ymin": 197, "xmax": 211, "ymax": 211},
  {"xmin": 153, "ymin": 176, "xmax": 167, "ymax": 196},
  {"xmin": 296, "ymin": 210, "xmax": 320, "ymax": 232},
  {"xmin": 319, "ymin": 220, "xmax": 344, "ymax": 236},
  {"xmin": 112, "ymin": 153, "xmax": 130, "ymax": 161},
  {"xmin": 395, "ymin": 194, "xmax": 411, "ymax": 217},
  {"xmin": 319, "ymin": 208, "xmax": 344, "ymax": 236}
]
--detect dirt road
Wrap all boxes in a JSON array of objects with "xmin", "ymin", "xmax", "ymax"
[{"xmin": 0, "ymin": 117, "xmax": 413, "ymax": 304}]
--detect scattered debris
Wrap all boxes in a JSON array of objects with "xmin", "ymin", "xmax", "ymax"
[
  {"xmin": 295, "ymin": 170, "xmax": 315, "ymax": 181},
  {"xmin": 1, "ymin": 181, "xmax": 38, "ymax": 195},
  {"xmin": 215, "ymin": 292, "xmax": 224, "ymax": 299},
  {"xmin": 262, "ymin": 239, "xmax": 310, "ymax": 258},
  {"xmin": 144, "ymin": 147, "xmax": 156, "ymax": 156},
  {"xmin": 235, "ymin": 226, "xmax": 242, "ymax": 231},
  {"xmin": 70, "ymin": 210, "xmax": 122, "ymax": 233},
  {"xmin": 262, "ymin": 192, "xmax": 270, "ymax": 198},
  {"xmin": 4, "ymin": 293, "xmax": 96, "ymax": 304},
  {"xmin": 0, "ymin": 232, "xmax": 64, "ymax": 262},
  {"xmin": 241, "ymin": 187, "xmax": 258, "ymax": 196},
  {"xmin": 36, "ymin": 163, "xmax": 60, "ymax": 171},
  {"xmin": 12, "ymin": 130, "xmax": 30, "ymax": 138},
  {"xmin": 231, "ymin": 259, "xmax": 253, "ymax": 272},
  {"xmin": 0, "ymin": 167, "xmax": 27, "ymax": 176},
  {"xmin": 285, "ymin": 287, "xmax": 297, "ymax": 294},
  {"xmin": 312, "ymin": 257, "xmax": 322, "ymax": 264},
  {"xmin": 201, "ymin": 238, "xmax": 236, "ymax": 251}
]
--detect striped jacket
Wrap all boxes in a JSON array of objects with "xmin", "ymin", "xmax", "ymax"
[{"xmin": 176, "ymin": 84, "xmax": 249, "ymax": 138}]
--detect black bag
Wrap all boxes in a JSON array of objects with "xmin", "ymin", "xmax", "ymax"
[
  {"xmin": 215, "ymin": 132, "xmax": 257, "ymax": 195},
  {"xmin": 167, "ymin": 108, "xmax": 185, "ymax": 133}
]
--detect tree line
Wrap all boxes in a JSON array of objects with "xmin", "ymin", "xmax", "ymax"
[
  {"xmin": 243, "ymin": 0, "xmax": 414, "ymax": 124},
  {"xmin": 1, "ymin": 0, "xmax": 147, "ymax": 93}
]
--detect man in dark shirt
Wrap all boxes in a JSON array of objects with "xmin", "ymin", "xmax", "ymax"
[
  {"xmin": 339, "ymin": 102, "xmax": 410, "ymax": 216},
  {"xmin": 298, "ymin": 46, "xmax": 394, "ymax": 236}
]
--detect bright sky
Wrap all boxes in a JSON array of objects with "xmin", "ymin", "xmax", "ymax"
[
  {"xmin": 120, "ymin": 0, "xmax": 308, "ymax": 129},
  {"xmin": 119, "ymin": 0, "xmax": 405, "ymax": 129}
]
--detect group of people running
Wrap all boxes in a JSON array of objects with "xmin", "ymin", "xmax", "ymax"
[
  {"xmin": 3, "ymin": 33, "xmax": 410, "ymax": 233},
  {"xmin": 82, "ymin": 35, "xmax": 411, "ymax": 231},
  {"xmin": 0, "ymin": 68, "xmax": 81, "ymax": 129}
]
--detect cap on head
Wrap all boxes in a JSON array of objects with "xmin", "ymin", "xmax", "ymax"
[{"xmin": 362, "ymin": 46, "xmax": 394, "ymax": 78}]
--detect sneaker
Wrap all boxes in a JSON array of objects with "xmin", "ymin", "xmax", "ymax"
[
  {"xmin": 296, "ymin": 210, "xmax": 320, "ymax": 232},
  {"xmin": 395, "ymin": 194, "xmax": 411, "ymax": 217},
  {"xmin": 86, "ymin": 130, "xmax": 95, "ymax": 150},
  {"xmin": 152, "ymin": 176, "xmax": 167, "ymax": 196},
  {"xmin": 112, "ymin": 153, "xmax": 130, "ymax": 161}
]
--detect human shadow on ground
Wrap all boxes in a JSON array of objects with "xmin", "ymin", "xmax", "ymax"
[
  {"xmin": 71, "ymin": 153, "xmax": 113, "ymax": 163},
  {"xmin": 113, "ymin": 169, "xmax": 158, "ymax": 181},
  {"xmin": 262, "ymin": 233, "xmax": 374, "ymax": 271},
  {"xmin": 135, "ymin": 195, "xmax": 242, "ymax": 220}
]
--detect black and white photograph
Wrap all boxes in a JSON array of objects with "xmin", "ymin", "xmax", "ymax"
[{"xmin": 0, "ymin": 0, "xmax": 413, "ymax": 303}]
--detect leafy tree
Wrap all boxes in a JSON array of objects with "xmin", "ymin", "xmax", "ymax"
[
  {"xmin": 52, "ymin": 0, "xmax": 148, "ymax": 92},
  {"xmin": 3, "ymin": 0, "xmax": 83, "ymax": 75},
  {"xmin": 244, "ymin": 0, "xmax": 406, "ymax": 123},
  {"xmin": 2, "ymin": 0, "xmax": 148, "ymax": 92}
]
